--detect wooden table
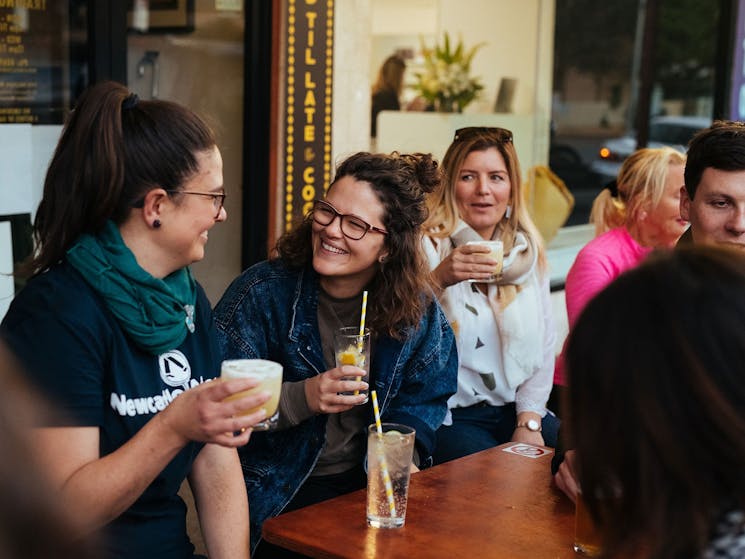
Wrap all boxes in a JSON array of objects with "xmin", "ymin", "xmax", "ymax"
[{"xmin": 263, "ymin": 443, "xmax": 577, "ymax": 558}]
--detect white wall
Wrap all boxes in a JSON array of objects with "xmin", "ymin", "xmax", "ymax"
[
  {"xmin": 361, "ymin": 0, "xmax": 555, "ymax": 166},
  {"xmin": 332, "ymin": 0, "xmax": 374, "ymax": 168}
]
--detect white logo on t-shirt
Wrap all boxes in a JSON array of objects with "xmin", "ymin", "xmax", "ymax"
[{"xmin": 158, "ymin": 349, "xmax": 192, "ymax": 388}]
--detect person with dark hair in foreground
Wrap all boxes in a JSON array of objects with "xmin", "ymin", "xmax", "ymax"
[
  {"xmin": 565, "ymin": 247, "xmax": 745, "ymax": 558},
  {"xmin": 0, "ymin": 343, "xmax": 99, "ymax": 559}
]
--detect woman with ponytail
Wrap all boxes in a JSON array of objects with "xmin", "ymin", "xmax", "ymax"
[
  {"xmin": 551, "ymin": 147, "xmax": 688, "ymax": 408},
  {"xmin": 1, "ymin": 81, "xmax": 269, "ymax": 558}
]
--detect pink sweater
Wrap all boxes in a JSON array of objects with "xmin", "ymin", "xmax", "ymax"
[{"xmin": 554, "ymin": 227, "xmax": 651, "ymax": 386}]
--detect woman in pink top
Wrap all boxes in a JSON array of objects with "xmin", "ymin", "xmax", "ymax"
[{"xmin": 552, "ymin": 147, "xmax": 688, "ymax": 405}]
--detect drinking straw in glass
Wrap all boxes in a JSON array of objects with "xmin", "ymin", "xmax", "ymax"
[
  {"xmin": 371, "ymin": 390, "xmax": 396, "ymax": 517},
  {"xmin": 353, "ymin": 290, "xmax": 368, "ymax": 394}
]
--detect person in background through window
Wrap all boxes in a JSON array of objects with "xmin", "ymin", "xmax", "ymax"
[{"xmin": 371, "ymin": 54, "xmax": 406, "ymax": 139}]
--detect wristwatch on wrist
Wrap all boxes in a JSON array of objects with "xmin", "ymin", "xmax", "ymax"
[{"xmin": 516, "ymin": 419, "xmax": 542, "ymax": 432}]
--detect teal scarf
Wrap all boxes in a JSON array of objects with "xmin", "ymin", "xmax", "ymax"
[{"xmin": 67, "ymin": 220, "xmax": 197, "ymax": 355}]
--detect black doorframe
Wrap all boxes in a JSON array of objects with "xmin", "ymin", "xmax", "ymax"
[
  {"xmin": 713, "ymin": 0, "xmax": 737, "ymax": 119},
  {"xmin": 85, "ymin": 0, "xmax": 273, "ymax": 269},
  {"xmin": 87, "ymin": 0, "xmax": 127, "ymax": 84},
  {"xmin": 242, "ymin": 1, "xmax": 274, "ymax": 268}
]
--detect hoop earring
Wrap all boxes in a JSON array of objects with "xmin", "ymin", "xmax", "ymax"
[
  {"xmin": 504, "ymin": 205, "xmax": 512, "ymax": 219},
  {"xmin": 153, "ymin": 219, "xmax": 161, "ymax": 229}
]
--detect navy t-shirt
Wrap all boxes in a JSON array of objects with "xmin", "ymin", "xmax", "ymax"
[{"xmin": 1, "ymin": 260, "xmax": 221, "ymax": 559}]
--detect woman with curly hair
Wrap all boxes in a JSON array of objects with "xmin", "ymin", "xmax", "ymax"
[{"xmin": 214, "ymin": 151, "xmax": 458, "ymax": 556}]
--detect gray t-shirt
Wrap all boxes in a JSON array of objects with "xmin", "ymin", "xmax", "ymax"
[
  {"xmin": 313, "ymin": 288, "xmax": 369, "ymax": 476},
  {"xmin": 274, "ymin": 288, "xmax": 370, "ymax": 476}
]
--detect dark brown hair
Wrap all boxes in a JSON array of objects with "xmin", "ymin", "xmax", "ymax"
[
  {"xmin": 277, "ymin": 151, "xmax": 440, "ymax": 338},
  {"xmin": 29, "ymin": 81, "xmax": 216, "ymax": 275},
  {"xmin": 684, "ymin": 120, "xmax": 745, "ymax": 199},
  {"xmin": 372, "ymin": 55, "xmax": 406, "ymax": 97},
  {"xmin": 566, "ymin": 246, "xmax": 745, "ymax": 558}
]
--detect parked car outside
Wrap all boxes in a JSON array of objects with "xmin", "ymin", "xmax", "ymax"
[{"xmin": 590, "ymin": 115, "xmax": 712, "ymax": 184}]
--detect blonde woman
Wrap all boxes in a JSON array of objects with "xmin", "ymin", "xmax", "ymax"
[
  {"xmin": 552, "ymin": 147, "xmax": 687, "ymax": 394},
  {"xmin": 422, "ymin": 126, "xmax": 558, "ymax": 463}
]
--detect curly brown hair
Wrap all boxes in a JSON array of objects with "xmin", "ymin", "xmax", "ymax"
[{"xmin": 276, "ymin": 151, "xmax": 440, "ymax": 338}]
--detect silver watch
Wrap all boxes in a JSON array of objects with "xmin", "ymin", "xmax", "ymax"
[{"xmin": 516, "ymin": 419, "xmax": 542, "ymax": 432}]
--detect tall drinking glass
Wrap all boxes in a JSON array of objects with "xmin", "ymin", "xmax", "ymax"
[
  {"xmin": 334, "ymin": 327, "xmax": 370, "ymax": 403},
  {"xmin": 366, "ymin": 423, "xmax": 415, "ymax": 528},
  {"xmin": 574, "ymin": 491, "xmax": 602, "ymax": 556}
]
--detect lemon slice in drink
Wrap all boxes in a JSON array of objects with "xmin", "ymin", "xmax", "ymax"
[
  {"xmin": 384, "ymin": 430, "xmax": 402, "ymax": 439},
  {"xmin": 339, "ymin": 350, "xmax": 358, "ymax": 365}
]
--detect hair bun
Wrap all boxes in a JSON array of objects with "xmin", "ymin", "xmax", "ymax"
[
  {"xmin": 393, "ymin": 152, "xmax": 440, "ymax": 194},
  {"xmin": 411, "ymin": 153, "xmax": 441, "ymax": 194}
]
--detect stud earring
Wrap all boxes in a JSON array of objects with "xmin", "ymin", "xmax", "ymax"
[
  {"xmin": 378, "ymin": 255, "xmax": 387, "ymax": 264},
  {"xmin": 153, "ymin": 219, "xmax": 161, "ymax": 229}
]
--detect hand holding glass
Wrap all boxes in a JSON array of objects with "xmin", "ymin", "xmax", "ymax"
[
  {"xmin": 221, "ymin": 359, "xmax": 283, "ymax": 430},
  {"xmin": 334, "ymin": 327, "xmax": 370, "ymax": 403},
  {"xmin": 466, "ymin": 240, "xmax": 504, "ymax": 282}
]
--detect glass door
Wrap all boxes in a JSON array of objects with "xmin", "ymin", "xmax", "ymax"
[{"xmin": 126, "ymin": 0, "xmax": 246, "ymax": 304}]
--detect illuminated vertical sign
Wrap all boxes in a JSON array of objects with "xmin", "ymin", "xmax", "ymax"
[{"xmin": 283, "ymin": 0, "xmax": 333, "ymax": 231}]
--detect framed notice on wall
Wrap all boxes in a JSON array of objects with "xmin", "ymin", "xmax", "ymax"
[
  {"xmin": 128, "ymin": 0, "xmax": 195, "ymax": 34},
  {"xmin": 0, "ymin": 3, "xmax": 69, "ymax": 125},
  {"xmin": 281, "ymin": 0, "xmax": 334, "ymax": 231}
]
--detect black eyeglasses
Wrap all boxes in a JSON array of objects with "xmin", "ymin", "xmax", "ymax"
[
  {"xmin": 312, "ymin": 199, "xmax": 388, "ymax": 240},
  {"xmin": 453, "ymin": 127, "xmax": 513, "ymax": 143},
  {"xmin": 167, "ymin": 190, "xmax": 226, "ymax": 219}
]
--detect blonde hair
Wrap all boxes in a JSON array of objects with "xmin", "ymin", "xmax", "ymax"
[
  {"xmin": 590, "ymin": 147, "xmax": 686, "ymax": 236},
  {"xmin": 423, "ymin": 128, "xmax": 546, "ymax": 269}
]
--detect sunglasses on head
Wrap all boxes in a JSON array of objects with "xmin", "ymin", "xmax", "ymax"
[{"xmin": 453, "ymin": 127, "xmax": 513, "ymax": 143}]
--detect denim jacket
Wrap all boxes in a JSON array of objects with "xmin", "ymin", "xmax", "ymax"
[{"xmin": 214, "ymin": 259, "xmax": 458, "ymax": 551}]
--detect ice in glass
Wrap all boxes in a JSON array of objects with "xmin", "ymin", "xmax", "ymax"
[
  {"xmin": 366, "ymin": 423, "xmax": 415, "ymax": 528},
  {"xmin": 334, "ymin": 327, "xmax": 370, "ymax": 403}
]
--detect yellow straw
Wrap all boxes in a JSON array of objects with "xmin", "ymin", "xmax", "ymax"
[
  {"xmin": 358, "ymin": 290, "xmax": 368, "ymax": 350},
  {"xmin": 371, "ymin": 390, "xmax": 397, "ymax": 517},
  {"xmin": 353, "ymin": 291, "xmax": 368, "ymax": 393}
]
